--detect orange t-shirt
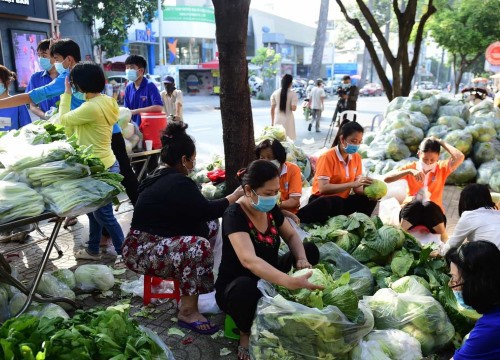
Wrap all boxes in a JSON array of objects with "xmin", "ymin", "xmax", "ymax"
[
  {"xmin": 398, "ymin": 160, "xmax": 452, "ymax": 212},
  {"xmin": 311, "ymin": 147, "xmax": 362, "ymax": 199},
  {"xmin": 279, "ymin": 161, "xmax": 303, "ymax": 214}
]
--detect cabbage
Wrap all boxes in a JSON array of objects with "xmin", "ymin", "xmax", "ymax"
[
  {"xmin": 391, "ymin": 125, "xmax": 424, "ymax": 148},
  {"xmin": 401, "ymin": 324, "xmax": 435, "ymax": 355},
  {"xmin": 364, "ymin": 179, "xmax": 388, "ymax": 200},
  {"xmin": 384, "ymin": 96, "xmax": 407, "ymax": 117},
  {"xmin": 358, "ymin": 144, "xmax": 369, "ymax": 159},
  {"xmin": 377, "ymin": 225, "xmax": 405, "ymax": 250},
  {"xmin": 74, "ymin": 264, "xmax": 115, "ymax": 291},
  {"xmin": 51, "ymin": 268, "xmax": 76, "ymax": 290},
  {"xmin": 322, "ymin": 285, "xmax": 359, "ymax": 321},
  {"xmin": 437, "ymin": 103, "xmax": 469, "ymax": 120},
  {"xmin": 466, "ymin": 124, "xmax": 497, "ymax": 142},
  {"xmin": 122, "ymin": 123, "xmax": 135, "ymax": 139},
  {"xmin": 490, "ymin": 171, "xmax": 500, "ymax": 192},
  {"xmin": 408, "ymin": 111, "xmax": 430, "ymax": 131},
  {"xmin": 390, "ymin": 276, "xmax": 431, "ymax": 296},
  {"xmin": 419, "ymin": 96, "xmax": 438, "ymax": 117},
  {"xmin": 386, "ymin": 137, "xmax": 411, "ymax": 161},
  {"xmin": 426, "ymin": 125, "xmax": 449, "ymax": 139},
  {"xmin": 8, "ymin": 293, "xmax": 28, "ymax": 317},
  {"xmin": 291, "ymin": 268, "xmax": 330, "ymax": 308},
  {"xmin": 472, "ymin": 142, "xmax": 496, "ymax": 165},
  {"xmin": 446, "ymin": 159, "xmax": 477, "ymax": 185},
  {"xmin": 117, "ymin": 107, "xmax": 132, "ymax": 129},
  {"xmin": 349, "ymin": 329, "xmax": 422, "ymax": 360},
  {"xmin": 0, "ymin": 286, "xmax": 10, "ymax": 322},
  {"xmin": 37, "ymin": 273, "xmax": 76, "ymax": 310},
  {"xmin": 444, "ymin": 129, "xmax": 473, "ymax": 155},
  {"xmin": 38, "ymin": 303, "xmax": 70, "ymax": 319},
  {"xmin": 390, "ymin": 249, "xmax": 413, "ymax": 277},
  {"xmin": 436, "ymin": 116, "xmax": 466, "ymax": 130},
  {"xmin": 363, "ymin": 133, "xmax": 376, "ymax": 145},
  {"xmin": 255, "ymin": 125, "xmax": 287, "ymax": 142}
]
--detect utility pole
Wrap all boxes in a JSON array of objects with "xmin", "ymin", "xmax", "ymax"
[{"xmin": 158, "ymin": 0, "xmax": 164, "ymax": 66}]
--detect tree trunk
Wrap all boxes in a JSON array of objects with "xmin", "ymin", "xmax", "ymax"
[
  {"xmin": 213, "ymin": 0, "xmax": 254, "ymax": 193},
  {"xmin": 310, "ymin": 0, "xmax": 330, "ymax": 80}
]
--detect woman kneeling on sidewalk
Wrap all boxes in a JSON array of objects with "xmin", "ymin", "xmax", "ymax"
[{"xmin": 122, "ymin": 121, "xmax": 243, "ymax": 335}]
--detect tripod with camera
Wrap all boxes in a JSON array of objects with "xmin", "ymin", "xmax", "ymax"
[{"xmin": 324, "ymin": 96, "xmax": 347, "ymax": 147}]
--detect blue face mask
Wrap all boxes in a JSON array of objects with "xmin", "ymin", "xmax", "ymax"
[
  {"xmin": 54, "ymin": 58, "xmax": 68, "ymax": 75},
  {"xmin": 0, "ymin": 83, "xmax": 5, "ymax": 95},
  {"xmin": 343, "ymin": 142, "xmax": 359, "ymax": 154},
  {"xmin": 39, "ymin": 57, "xmax": 53, "ymax": 71},
  {"xmin": 71, "ymin": 86, "xmax": 86, "ymax": 101},
  {"xmin": 126, "ymin": 69, "xmax": 138, "ymax": 82},
  {"xmin": 453, "ymin": 290, "xmax": 474, "ymax": 310},
  {"xmin": 251, "ymin": 190, "xmax": 278, "ymax": 213}
]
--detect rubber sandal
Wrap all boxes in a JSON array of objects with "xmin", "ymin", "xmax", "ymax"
[
  {"xmin": 177, "ymin": 319, "xmax": 219, "ymax": 335},
  {"xmin": 237, "ymin": 345, "xmax": 250, "ymax": 360},
  {"xmin": 64, "ymin": 217, "xmax": 78, "ymax": 229}
]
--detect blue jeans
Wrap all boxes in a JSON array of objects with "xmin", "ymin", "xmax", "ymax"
[{"xmin": 87, "ymin": 161, "xmax": 124, "ymax": 255}]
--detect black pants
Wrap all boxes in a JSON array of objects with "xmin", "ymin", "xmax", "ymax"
[
  {"xmin": 297, "ymin": 194, "xmax": 377, "ymax": 224},
  {"xmin": 111, "ymin": 132, "xmax": 139, "ymax": 206},
  {"xmin": 399, "ymin": 199, "xmax": 446, "ymax": 232},
  {"xmin": 215, "ymin": 242, "xmax": 320, "ymax": 333}
]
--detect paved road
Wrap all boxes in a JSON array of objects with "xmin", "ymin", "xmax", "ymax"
[{"xmin": 182, "ymin": 94, "xmax": 389, "ymax": 164}]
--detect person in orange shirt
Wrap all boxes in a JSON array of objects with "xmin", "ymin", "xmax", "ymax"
[
  {"xmin": 297, "ymin": 120, "xmax": 376, "ymax": 224},
  {"xmin": 255, "ymin": 139, "xmax": 303, "ymax": 224},
  {"xmin": 384, "ymin": 137, "xmax": 464, "ymax": 241}
]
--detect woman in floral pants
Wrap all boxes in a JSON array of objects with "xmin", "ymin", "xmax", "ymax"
[{"xmin": 122, "ymin": 122, "xmax": 243, "ymax": 335}]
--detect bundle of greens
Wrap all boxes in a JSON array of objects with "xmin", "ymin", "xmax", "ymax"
[
  {"xmin": 0, "ymin": 181, "xmax": 45, "ymax": 224},
  {"xmin": 21, "ymin": 160, "xmax": 90, "ymax": 187},
  {"xmin": 41, "ymin": 175, "xmax": 123, "ymax": 217},
  {"xmin": 0, "ymin": 141, "xmax": 75, "ymax": 171},
  {"xmin": 250, "ymin": 268, "xmax": 374, "ymax": 359},
  {"xmin": 0, "ymin": 304, "xmax": 174, "ymax": 360}
]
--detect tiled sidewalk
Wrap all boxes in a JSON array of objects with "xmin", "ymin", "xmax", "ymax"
[{"xmin": 0, "ymin": 186, "xmax": 464, "ymax": 359}]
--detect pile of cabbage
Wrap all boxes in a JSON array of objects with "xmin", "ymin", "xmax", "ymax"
[
  {"xmin": 117, "ymin": 107, "xmax": 143, "ymax": 153},
  {"xmin": 361, "ymin": 89, "xmax": 500, "ymax": 191},
  {"xmin": 190, "ymin": 154, "xmax": 227, "ymax": 200},
  {"xmin": 0, "ymin": 265, "xmax": 115, "ymax": 321}
]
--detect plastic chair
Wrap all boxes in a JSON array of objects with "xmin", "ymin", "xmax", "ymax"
[
  {"xmin": 224, "ymin": 314, "xmax": 240, "ymax": 340},
  {"xmin": 143, "ymin": 275, "xmax": 181, "ymax": 305},
  {"xmin": 340, "ymin": 110, "xmax": 358, "ymax": 122},
  {"xmin": 371, "ymin": 113, "xmax": 384, "ymax": 131}
]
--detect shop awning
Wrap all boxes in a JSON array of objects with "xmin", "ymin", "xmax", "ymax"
[
  {"xmin": 105, "ymin": 54, "xmax": 129, "ymax": 63},
  {"xmin": 198, "ymin": 59, "xmax": 219, "ymax": 69}
]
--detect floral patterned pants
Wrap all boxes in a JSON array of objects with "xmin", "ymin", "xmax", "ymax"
[{"xmin": 122, "ymin": 220, "xmax": 219, "ymax": 297}]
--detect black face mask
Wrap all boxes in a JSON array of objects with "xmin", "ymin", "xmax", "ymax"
[{"xmin": 166, "ymin": 84, "xmax": 176, "ymax": 93}]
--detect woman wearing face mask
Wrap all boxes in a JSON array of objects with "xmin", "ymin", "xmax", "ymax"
[
  {"xmin": 445, "ymin": 241, "xmax": 500, "ymax": 360},
  {"xmin": 255, "ymin": 138, "xmax": 303, "ymax": 224},
  {"xmin": 296, "ymin": 119, "xmax": 376, "ymax": 224},
  {"xmin": 0, "ymin": 66, "xmax": 31, "ymax": 131},
  {"xmin": 384, "ymin": 136, "xmax": 464, "ymax": 241},
  {"xmin": 122, "ymin": 121, "xmax": 243, "ymax": 335},
  {"xmin": 215, "ymin": 160, "xmax": 321, "ymax": 360}
]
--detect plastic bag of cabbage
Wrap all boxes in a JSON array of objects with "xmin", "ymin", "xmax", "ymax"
[
  {"xmin": 75, "ymin": 264, "xmax": 115, "ymax": 291},
  {"xmin": 349, "ymin": 329, "xmax": 422, "ymax": 360},
  {"xmin": 250, "ymin": 278, "xmax": 374, "ymax": 359},
  {"xmin": 363, "ymin": 288, "xmax": 454, "ymax": 355}
]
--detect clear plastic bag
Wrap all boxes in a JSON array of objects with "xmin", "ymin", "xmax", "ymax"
[
  {"xmin": 349, "ymin": 329, "xmax": 423, "ymax": 360},
  {"xmin": 74, "ymin": 264, "xmax": 115, "ymax": 291},
  {"xmin": 0, "ymin": 181, "xmax": 45, "ymax": 224},
  {"xmin": 318, "ymin": 242, "xmax": 373, "ymax": 298},
  {"xmin": 250, "ymin": 279, "xmax": 374, "ymax": 359},
  {"xmin": 363, "ymin": 288, "xmax": 454, "ymax": 355},
  {"xmin": 41, "ymin": 177, "xmax": 118, "ymax": 217},
  {"xmin": 20, "ymin": 160, "xmax": 90, "ymax": 187},
  {"xmin": 139, "ymin": 325, "xmax": 176, "ymax": 360}
]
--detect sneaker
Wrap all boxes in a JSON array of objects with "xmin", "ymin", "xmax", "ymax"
[
  {"xmin": 114, "ymin": 255, "xmax": 127, "ymax": 269},
  {"xmin": 101, "ymin": 246, "xmax": 118, "ymax": 256},
  {"xmin": 308, "ymin": 123, "xmax": 312, "ymax": 131},
  {"xmin": 74, "ymin": 248, "xmax": 100, "ymax": 260}
]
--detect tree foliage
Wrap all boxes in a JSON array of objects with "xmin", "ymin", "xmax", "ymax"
[
  {"xmin": 74, "ymin": 0, "xmax": 156, "ymax": 57},
  {"xmin": 426, "ymin": 0, "xmax": 500, "ymax": 93},
  {"xmin": 251, "ymin": 47, "xmax": 281, "ymax": 96},
  {"xmin": 335, "ymin": 0, "xmax": 436, "ymax": 100}
]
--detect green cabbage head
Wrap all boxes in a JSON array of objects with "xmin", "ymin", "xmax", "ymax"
[{"xmin": 364, "ymin": 179, "xmax": 388, "ymax": 200}]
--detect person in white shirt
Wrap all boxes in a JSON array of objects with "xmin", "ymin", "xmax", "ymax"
[
  {"xmin": 160, "ymin": 76, "xmax": 183, "ymax": 121},
  {"xmin": 441, "ymin": 184, "xmax": 500, "ymax": 255},
  {"xmin": 308, "ymin": 79, "xmax": 326, "ymax": 132}
]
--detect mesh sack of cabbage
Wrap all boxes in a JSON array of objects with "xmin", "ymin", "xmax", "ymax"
[
  {"xmin": 40, "ymin": 173, "xmax": 124, "ymax": 217},
  {"xmin": 0, "ymin": 181, "xmax": 45, "ymax": 225},
  {"xmin": 250, "ymin": 278, "xmax": 374, "ymax": 359},
  {"xmin": 363, "ymin": 288, "xmax": 455, "ymax": 356}
]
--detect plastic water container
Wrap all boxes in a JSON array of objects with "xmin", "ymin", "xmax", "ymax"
[{"xmin": 139, "ymin": 112, "xmax": 167, "ymax": 150}]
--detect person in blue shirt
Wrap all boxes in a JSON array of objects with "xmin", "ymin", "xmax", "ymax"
[
  {"xmin": 123, "ymin": 55, "xmax": 163, "ymax": 126},
  {"xmin": 0, "ymin": 65, "xmax": 31, "ymax": 131},
  {"xmin": 25, "ymin": 39, "xmax": 59, "ymax": 119},
  {"xmin": 446, "ymin": 241, "xmax": 500, "ymax": 360}
]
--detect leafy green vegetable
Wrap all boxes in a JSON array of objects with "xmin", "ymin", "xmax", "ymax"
[
  {"xmin": 390, "ymin": 249, "xmax": 414, "ymax": 277},
  {"xmin": 50, "ymin": 269, "xmax": 76, "ymax": 290},
  {"xmin": 0, "ymin": 181, "xmax": 45, "ymax": 225},
  {"xmin": 349, "ymin": 329, "xmax": 422, "ymax": 360},
  {"xmin": 363, "ymin": 179, "xmax": 388, "ymax": 200},
  {"xmin": 74, "ymin": 265, "xmax": 115, "ymax": 292},
  {"xmin": 390, "ymin": 276, "xmax": 431, "ymax": 296}
]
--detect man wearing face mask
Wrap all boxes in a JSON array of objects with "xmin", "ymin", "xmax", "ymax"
[
  {"xmin": 384, "ymin": 136, "xmax": 465, "ymax": 241},
  {"xmin": 160, "ymin": 76, "xmax": 183, "ymax": 121},
  {"xmin": 25, "ymin": 39, "xmax": 59, "ymax": 120},
  {"xmin": 123, "ymin": 55, "xmax": 163, "ymax": 126}
]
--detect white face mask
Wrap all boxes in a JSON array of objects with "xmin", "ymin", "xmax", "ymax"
[
  {"xmin": 270, "ymin": 160, "xmax": 281, "ymax": 169},
  {"xmin": 420, "ymin": 160, "xmax": 437, "ymax": 172}
]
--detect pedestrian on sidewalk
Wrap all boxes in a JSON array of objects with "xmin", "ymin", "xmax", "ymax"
[
  {"xmin": 58, "ymin": 62, "xmax": 125, "ymax": 261},
  {"xmin": 122, "ymin": 121, "xmax": 244, "ymax": 335},
  {"xmin": 308, "ymin": 78, "xmax": 326, "ymax": 132},
  {"xmin": 270, "ymin": 74, "xmax": 298, "ymax": 141},
  {"xmin": 160, "ymin": 75, "xmax": 183, "ymax": 122}
]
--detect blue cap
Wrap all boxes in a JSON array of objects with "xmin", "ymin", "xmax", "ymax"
[{"xmin": 163, "ymin": 76, "xmax": 175, "ymax": 84}]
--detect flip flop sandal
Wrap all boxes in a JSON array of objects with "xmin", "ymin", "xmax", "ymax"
[
  {"xmin": 237, "ymin": 345, "xmax": 250, "ymax": 360},
  {"xmin": 64, "ymin": 217, "xmax": 78, "ymax": 229},
  {"xmin": 177, "ymin": 319, "xmax": 219, "ymax": 335}
]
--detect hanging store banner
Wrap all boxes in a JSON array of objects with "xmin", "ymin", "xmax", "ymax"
[{"xmin": 163, "ymin": 6, "xmax": 215, "ymax": 24}]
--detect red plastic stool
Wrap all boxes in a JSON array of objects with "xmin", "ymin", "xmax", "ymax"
[{"xmin": 143, "ymin": 275, "xmax": 181, "ymax": 305}]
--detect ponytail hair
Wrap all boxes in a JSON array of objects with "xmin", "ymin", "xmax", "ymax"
[
  {"xmin": 160, "ymin": 121, "xmax": 196, "ymax": 166},
  {"xmin": 332, "ymin": 119, "xmax": 364, "ymax": 147},
  {"xmin": 279, "ymin": 74, "xmax": 293, "ymax": 113},
  {"xmin": 237, "ymin": 160, "xmax": 279, "ymax": 189}
]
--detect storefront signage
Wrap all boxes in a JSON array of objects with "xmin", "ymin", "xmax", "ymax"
[
  {"xmin": 163, "ymin": 6, "xmax": 215, "ymax": 24},
  {"xmin": 135, "ymin": 29, "xmax": 157, "ymax": 43},
  {"xmin": 1, "ymin": 0, "xmax": 29, "ymax": 4},
  {"xmin": 0, "ymin": 0, "xmax": 48, "ymax": 18},
  {"xmin": 485, "ymin": 41, "xmax": 500, "ymax": 66}
]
